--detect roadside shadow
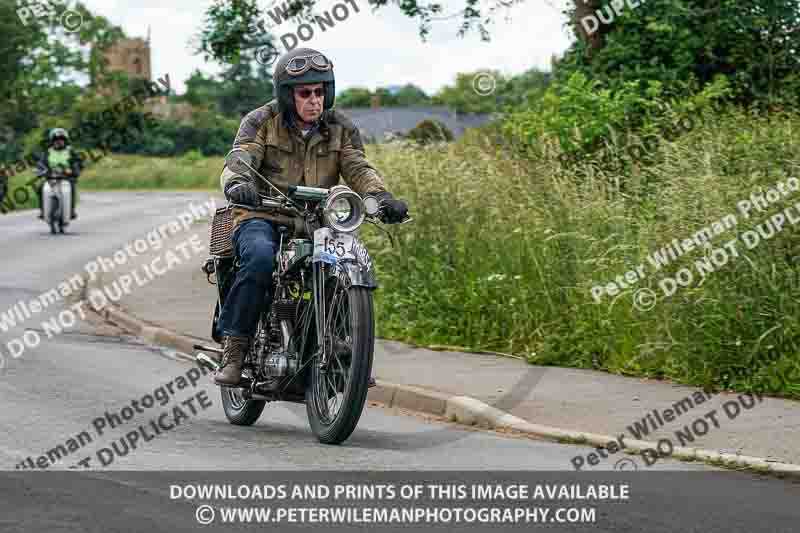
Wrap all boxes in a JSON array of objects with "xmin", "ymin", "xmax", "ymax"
[{"xmin": 348, "ymin": 365, "xmax": 549, "ymax": 452}]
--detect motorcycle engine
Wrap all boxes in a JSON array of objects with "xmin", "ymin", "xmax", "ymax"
[
  {"xmin": 263, "ymin": 351, "xmax": 297, "ymax": 377},
  {"xmin": 258, "ymin": 314, "xmax": 298, "ymax": 379}
]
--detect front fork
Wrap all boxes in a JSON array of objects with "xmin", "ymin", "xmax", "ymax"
[{"xmin": 313, "ymin": 261, "xmax": 330, "ymax": 369}]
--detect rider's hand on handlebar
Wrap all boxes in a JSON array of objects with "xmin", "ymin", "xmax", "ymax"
[
  {"xmin": 375, "ymin": 191, "xmax": 409, "ymax": 224},
  {"xmin": 224, "ymin": 179, "xmax": 260, "ymax": 207}
]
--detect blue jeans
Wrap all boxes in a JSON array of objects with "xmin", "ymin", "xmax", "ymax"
[{"xmin": 218, "ymin": 218, "xmax": 278, "ymax": 338}]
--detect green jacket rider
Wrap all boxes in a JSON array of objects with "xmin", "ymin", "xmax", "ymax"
[
  {"xmin": 213, "ymin": 47, "xmax": 409, "ymax": 385},
  {"xmin": 38, "ymin": 128, "xmax": 82, "ymax": 219}
]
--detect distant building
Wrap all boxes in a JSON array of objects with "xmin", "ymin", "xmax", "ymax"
[
  {"xmin": 97, "ymin": 32, "xmax": 189, "ymax": 119},
  {"xmin": 103, "ymin": 36, "xmax": 152, "ymax": 82},
  {"xmin": 342, "ymin": 106, "xmax": 492, "ymax": 143}
]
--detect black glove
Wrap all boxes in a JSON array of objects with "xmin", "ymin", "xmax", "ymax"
[
  {"xmin": 224, "ymin": 179, "xmax": 260, "ymax": 207},
  {"xmin": 375, "ymin": 191, "xmax": 408, "ymax": 223}
]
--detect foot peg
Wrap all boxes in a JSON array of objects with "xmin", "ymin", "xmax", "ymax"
[{"xmin": 196, "ymin": 352, "xmax": 221, "ymax": 372}]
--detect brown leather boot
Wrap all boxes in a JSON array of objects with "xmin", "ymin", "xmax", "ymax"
[{"xmin": 214, "ymin": 335, "xmax": 248, "ymax": 385}]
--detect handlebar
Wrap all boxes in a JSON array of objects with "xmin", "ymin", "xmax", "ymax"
[
  {"xmin": 35, "ymin": 167, "xmax": 73, "ymax": 179},
  {"xmin": 229, "ymin": 191, "xmax": 413, "ymax": 225}
]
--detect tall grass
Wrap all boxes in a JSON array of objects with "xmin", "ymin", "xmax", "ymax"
[
  {"xmin": 365, "ymin": 107, "xmax": 800, "ymax": 398},
  {"xmin": 79, "ymin": 150, "xmax": 223, "ymax": 190}
]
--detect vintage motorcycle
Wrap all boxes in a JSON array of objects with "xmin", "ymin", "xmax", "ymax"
[
  {"xmin": 36, "ymin": 164, "xmax": 73, "ymax": 234},
  {"xmin": 194, "ymin": 148, "xmax": 411, "ymax": 444}
]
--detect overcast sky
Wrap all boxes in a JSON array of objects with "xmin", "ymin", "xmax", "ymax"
[{"xmin": 81, "ymin": 0, "xmax": 575, "ymax": 95}]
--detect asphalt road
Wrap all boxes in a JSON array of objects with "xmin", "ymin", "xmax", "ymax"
[{"xmin": 0, "ymin": 192, "xmax": 796, "ymax": 532}]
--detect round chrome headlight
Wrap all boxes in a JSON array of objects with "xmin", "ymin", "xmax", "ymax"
[{"xmin": 323, "ymin": 186, "xmax": 365, "ymax": 232}]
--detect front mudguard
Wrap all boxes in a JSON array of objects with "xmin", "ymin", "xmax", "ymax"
[{"xmin": 333, "ymin": 260, "xmax": 378, "ymax": 290}]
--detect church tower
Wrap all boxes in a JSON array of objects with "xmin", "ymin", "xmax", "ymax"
[{"xmin": 103, "ymin": 33, "xmax": 152, "ymax": 82}]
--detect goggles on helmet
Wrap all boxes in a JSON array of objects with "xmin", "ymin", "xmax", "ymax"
[{"xmin": 285, "ymin": 54, "xmax": 333, "ymax": 77}]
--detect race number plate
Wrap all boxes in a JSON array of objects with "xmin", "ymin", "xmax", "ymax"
[{"xmin": 313, "ymin": 228, "xmax": 373, "ymax": 271}]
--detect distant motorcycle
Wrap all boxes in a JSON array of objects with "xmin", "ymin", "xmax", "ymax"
[
  {"xmin": 37, "ymin": 165, "xmax": 73, "ymax": 234},
  {"xmin": 195, "ymin": 149, "xmax": 411, "ymax": 445}
]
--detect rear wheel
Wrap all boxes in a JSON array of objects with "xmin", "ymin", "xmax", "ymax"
[
  {"xmin": 220, "ymin": 386, "xmax": 266, "ymax": 426},
  {"xmin": 305, "ymin": 278, "xmax": 374, "ymax": 445},
  {"xmin": 220, "ymin": 320, "xmax": 267, "ymax": 426}
]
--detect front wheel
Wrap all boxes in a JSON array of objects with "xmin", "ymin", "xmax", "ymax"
[
  {"xmin": 49, "ymin": 197, "xmax": 60, "ymax": 234},
  {"xmin": 306, "ymin": 283, "xmax": 374, "ymax": 445}
]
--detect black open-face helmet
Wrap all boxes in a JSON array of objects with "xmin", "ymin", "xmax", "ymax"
[{"xmin": 273, "ymin": 48, "xmax": 335, "ymax": 122}]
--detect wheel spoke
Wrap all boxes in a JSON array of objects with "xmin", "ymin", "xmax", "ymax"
[
  {"xmin": 226, "ymin": 388, "xmax": 246, "ymax": 409},
  {"xmin": 312, "ymin": 278, "xmax": 358, "ymax": 426}
]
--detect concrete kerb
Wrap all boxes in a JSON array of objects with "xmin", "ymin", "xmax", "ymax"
[{"xmin": 78, "ymin": 275, "xmax": 800, "ymax": 478}]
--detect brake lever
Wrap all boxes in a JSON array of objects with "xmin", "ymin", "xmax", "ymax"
[{"xmin": 366, "ymin": 218, "xmax": 397, "ymax": 249}]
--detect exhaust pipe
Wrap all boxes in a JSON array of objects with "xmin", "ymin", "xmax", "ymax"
[{"xmin": 196, "ymin": 352, "xmax": 221, "ymax": 372}]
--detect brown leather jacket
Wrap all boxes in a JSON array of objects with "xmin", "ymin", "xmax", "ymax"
[{"xmin": 220, "ymin": 100, "xmax": 387, "ymax": 230}]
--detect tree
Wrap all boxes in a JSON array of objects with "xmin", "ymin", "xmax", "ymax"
[
  {"xmin": 194, "ymin": 0, "xmax": 523, "ymax": 68},
  {"xmin": 184, "ymin": 70, "xmax": 226, "ymax": 109},
  {"xmin": 432, "ymin": 70, "xmax": 507, "ymax": 114},
  {"xmin": 220, "ymin": 62, "xmax": 274, "ymax": 116},
  {"xmin": 182, "ymin": 64, "xmax": 274, "ymax": 117},
  {"xmin": 394, "ymin": 84, "xmax": 431, "ymax": 106},
  {"xmin": 335, "ymin": 87, "xmax": 373, "ymax": 108},
  {"xmin": 0, "ymin": 1, "xmax": 124, "ymax": 160},
  {"xmin": 374, "ymin": 88, "xmax": 399, "ymax": 107},
  {"xmin": 558, "ymin": 0, "xmax": 800, "ymax": 105},
  {"xmin": 334, "ymin": 85, "xmax": 431, "ymax": 108},
  {"xmin": 498, "ymin": 67, "xmax": 551, "ymax": 107},
  {"xmin": 0, "ymin": 0, "xmax": 49, "ymax": 156}
]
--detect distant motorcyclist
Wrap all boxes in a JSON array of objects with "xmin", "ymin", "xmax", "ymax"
[{"xmin": 37, "ymin": 128, "xmax": 82, "ymax": 219}]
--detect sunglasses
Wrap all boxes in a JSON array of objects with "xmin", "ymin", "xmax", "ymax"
[{"xmin": 295, "ymin": 87, "xmax": 325, "ymax": 99}]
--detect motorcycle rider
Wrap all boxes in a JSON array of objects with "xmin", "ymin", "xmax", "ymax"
[
  {"xmin": 37, "ymin": 128, "xmax": 82, "ymax": 220},
  {"xmin": 214, "ymin": 48, "xmax": 409, "ymax": 385}
]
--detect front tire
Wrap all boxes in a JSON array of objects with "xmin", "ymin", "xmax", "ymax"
[
  {"xmin": 49, "ymin": 197, "xmax": 60, "ymax": 234},
  {"xmin": 306, "ymin": 285, "xmax": 374, "ymax": 445}
]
